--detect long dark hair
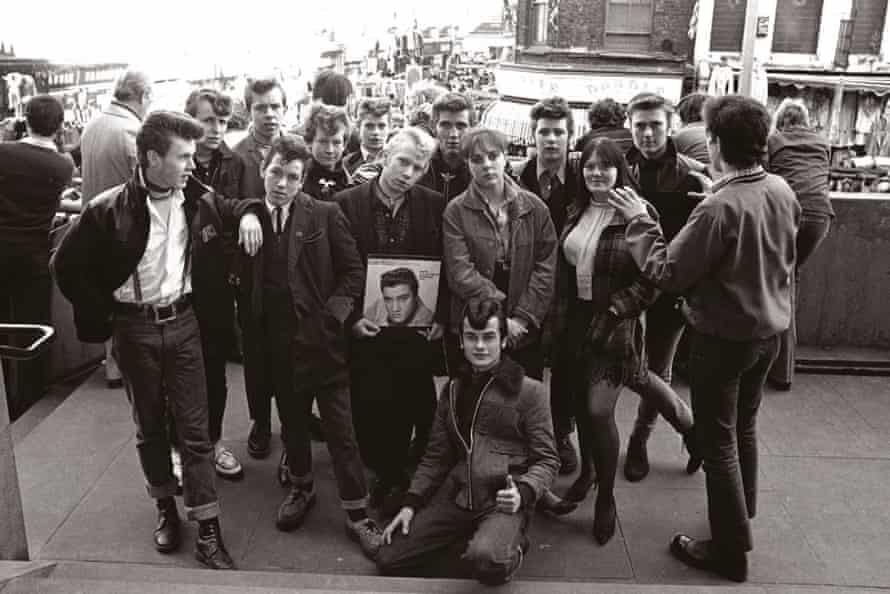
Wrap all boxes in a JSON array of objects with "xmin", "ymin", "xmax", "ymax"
[{"xmin": 575, "ymin": 137, "xmax": 640, "ymax": 208}]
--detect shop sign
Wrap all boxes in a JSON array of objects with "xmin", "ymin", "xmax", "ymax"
[{"xmin": 496, "ymin": 67, "xmax": 683, "ymax": 103}]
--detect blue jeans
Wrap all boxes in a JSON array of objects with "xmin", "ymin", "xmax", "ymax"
[
  {"xmin": 112, "ymin": 306, "xmax": 219, "ymax": 521},
  {"xmin": 377, "ymin": 497, "xmax": 529, "ymax": 582},
  {"xmin": 687, "ymin": 329, "xmax": 779, "ymax": 555}
]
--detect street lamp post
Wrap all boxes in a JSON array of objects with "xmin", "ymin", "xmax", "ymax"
[{"xmin": 738, "ymin": 0, "xmax": 759, "ymax": 97}]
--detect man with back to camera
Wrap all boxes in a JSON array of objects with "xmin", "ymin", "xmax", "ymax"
[
  {"xmin": 80, "ymin": 67, "xmax": 153, "ymax": 389},
  {"xmin": 373, "ymin": 297, "xmax": 559, "ymax": 585},
  {"xmin": 52, "ymin": 110, "xmax": 265, "ymax": 569},
  {"xmin": 416, "ymin": 92, "xmax": 474, "ymax": 201},
  {"xmin": 233, "ymin": 77, "xmax": 286, "ymax": 200},
  {"xmin": 610, "ymin": 94, "xmax": 799, "ymax": 583},
  {"xmin": 364, "ymin": 267, "xmax": 435, "ymax": 328},
  {"xmin": 0, "ymin": 95, "xmax": 73, "ymax": 417}
]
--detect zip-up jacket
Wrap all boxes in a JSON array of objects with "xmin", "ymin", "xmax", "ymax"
[{"xmin": 402, "ymin": 356, "xmax": 559, "ymax": 511}]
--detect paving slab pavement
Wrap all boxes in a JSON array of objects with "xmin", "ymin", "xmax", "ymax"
[{"xmin": 11, "ymin": 365, "xmax": 890, "ymax": 590}]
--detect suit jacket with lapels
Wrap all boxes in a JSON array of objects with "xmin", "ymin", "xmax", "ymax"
[{"xmin": 235, "ymin": 191, "xmax": 364, "ymax": 386}]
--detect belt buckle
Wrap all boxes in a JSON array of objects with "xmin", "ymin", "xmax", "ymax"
[{"xmin": 153, "ymin": 303, "xmax": 177, "ymax": 324}]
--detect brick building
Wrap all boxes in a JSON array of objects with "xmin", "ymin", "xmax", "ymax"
[{"xmin": 483, "ymin": 0, "xmax": 697, "ymax": 145}]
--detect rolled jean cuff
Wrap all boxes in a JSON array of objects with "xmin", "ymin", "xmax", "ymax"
[
  {"xmin": 147, "ymin": 480, "xmax": 180, "ymax": 500},
  {"xmin": 341, "ymin": 495, "xmax": 370, "ymax": 511},
  {"xmin": 185, "ymin": 500, "xmax": 220, "ymax": 521},
  {"xmin": 288, "ymin": 471, "xmax": 314, "ymax": 489}
]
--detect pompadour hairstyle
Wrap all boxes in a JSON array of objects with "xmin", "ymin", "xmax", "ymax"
[
  {"xmin": 461, "ymin": 297, "xmax": 508, "ymax": 338},
  {"xmin": 184, "ymin": 88, "xmax": 233, "ymax": 118},
  {"xmin": 587, "ymin": 98, "xmax": 627, "ymax": 129},
  {"xmin": 431, "ymin": 92, "xmax": 474, "ymax": 124},
  {"xmin": 262, "ymin": 134, "xmax": 312, "ymax": 171},
  {"xmin": 312, "ymin": 70, "xmax": 353, "ymax": 107},
  {"xmin": 357, "ymin": 97, "xmax": 392, "ymax": 124},
  {"xmin": 380, "ymin": 267, "xmax": 420, "ymax": 295},
  {"xmin": 136, "ymin": 111, "xmax": 203, "ymax": 169},
  {"xmin": 530, "ymin": 96, "xmax": 574, "ymax": 137},
  {"xmin": 303, "ymin": 103, "xmax": 350, "ymax": 143},
  {"xmin": 244, "ymin": 77, "xmax": 287, "ymax": 111}
]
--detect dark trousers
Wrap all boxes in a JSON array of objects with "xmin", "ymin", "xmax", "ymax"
[
  {"xmin": 687, "ymin": 329, "xmax": 779, "ymax": 555},
  {"xmin": 112, "ymin": 307, "xmax": 219, "ymax": 520},
  {"xmin": 200, "ymin": 323, "xmax": 231, "ymax": 444},
  {"xmin": 633, "ymin": 296, "xmax": 688, "ymax": 439},
  {"xmin": 0, "ymin": 246, "xmax": 51, "ymax": 421},
  {"xmin": 351, "ymin": 332, "xmax": 436, "ymax": 486},
  {"xmin": 769, "ymin": 214, "xmax": 832, "ymax": 386},
  {"xmin": 377, "ymin": 497, "xmax": 529, "ymax": 582}
]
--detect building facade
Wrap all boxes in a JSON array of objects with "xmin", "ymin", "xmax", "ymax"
[{"xmin": 484, "ymin": 0, "xmax": 697, "ymax": 146}]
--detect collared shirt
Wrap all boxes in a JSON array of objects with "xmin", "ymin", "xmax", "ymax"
[
  {"xmin": 476, "ymin": 184, "xmax": 517, "ymax": 267},
  {"xmin": 265, "ymin": 197, "xmax": 294, "ymax": 234},
  {"xmin": 372, "ymin": 181, "xmax": 411, "ymax": 253},
  {"xmin": 20, "ymin": 136, "xmax": 58, "ymax": 152},
  {"xmin": 114, "ymin": 174, "xmax": 191, "ymax": 305},
  {"xmin": 711, "ymin": 165, "xmax": 765, "ymax": 193}
]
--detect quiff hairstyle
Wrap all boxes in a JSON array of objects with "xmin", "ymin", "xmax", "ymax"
[
  {"xmin": 303, "ymin": 103, "xmax": 350, "ymax": 143},
  {"xmin": 530, "ymin": 96, "xmax": 575, "ymax": 137},
  {"xmin": 431, "ymin": 92, "xmax": 475, "ymax": 124},
  {"xmin": 380, "ymin": 267, "xmax": 420, "ymax": 295},
  {"xmin": 461, "ymin": 298, "xmax": 508, "ymax": 339},
  {"xmin": 357, "ymin": 97, "xmax": 392, "ymax": 124},
  {"xmin": 626, "ymin": 92, "xmax": 675, "ymax": 120},
  {"xmin": 185, "ymin": 88, "xmax": 233, "ymax": 118},
  {"xmin": 244, "ymin": 77, "xmax": 287, "ymax": 111},
  {"xmin": 136, "ymin": 111, "xmax": 203, "ymax": 169},
  {"xmin": 384, "ymin": 126, "xmax": 437, "ymax": 162},
  {"xmin": 262, "ymin": 134, "xmax": 312, "ymax": 172}
]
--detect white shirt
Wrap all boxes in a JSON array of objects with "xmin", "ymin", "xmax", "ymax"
[
  {"xmin": 114, "ymin": 188, "xmax": 191, "ymax": 305},
  {"xmin": 265, "ymin": 197, "xmax": 294, "ymax": 233}
]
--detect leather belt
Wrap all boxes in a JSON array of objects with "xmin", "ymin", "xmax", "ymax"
[{"xmin": 114, "ymin": 294, "xmax": 192, "ymax": 324}]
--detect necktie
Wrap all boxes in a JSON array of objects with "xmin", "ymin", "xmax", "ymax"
[{"xmin": 275, "ymin": 206, "xmax": 283, "ymax": 235}]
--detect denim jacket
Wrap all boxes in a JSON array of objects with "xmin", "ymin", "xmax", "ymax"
[{"xmin": 443, "ymin": 177, "xmax": 558, "ymax": 334}]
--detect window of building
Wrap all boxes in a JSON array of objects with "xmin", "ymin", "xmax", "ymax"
[
  {"xmin": 710, "ymin": 0, "xmax": 746, "ymax": 51},
  {"xmin": 605, "ymin": 0, "xmax": 653, "ymax": 52},
  {"xmin": 851, "ymin": 0, "xmax": 888, "ymax": 54},
  {"xmin": 532, "ymin": 0, "xmax": 549, "ymax": 45},
  {"xmin": 772, "ymin": 0, "xmax": 824, "ymax": 54}
]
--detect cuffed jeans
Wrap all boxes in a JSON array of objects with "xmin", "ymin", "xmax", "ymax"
[
  {"xmin": 377, "ymin": 497, "xmax": 529, "ymax": 583},
  {"xmin": 687, "ymin": 329, "xmax": 779, "ymax": 555},
  {"xmin": 632, "ymin": 296, "xmax": 690, "ymax": 440},
  {"xmin": 112, "ymin": 307, "xmax": 219, "ymax": 521},
  {"xmin": 769, "ymin": 213, "xmax": 832, "ymax": 386},
  {"xmin": 279, "ymin": 376, "xmax": 369, "ymax": 511}
]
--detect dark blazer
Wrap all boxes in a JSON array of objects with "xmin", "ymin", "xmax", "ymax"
[
  {"xmin": 334, "ymin": 181, "xmax": 449, "ymax": 325},
  {"xmin": 235, "ymin": 192, "xmax": 364, "ymax": 385},
  {"xmin": 513, "ymin": 156, "xmax": 579, "ymax": 236},
  {"xmin": 52, "ymin": 173, "xmax": 261, "ymax": 342}
]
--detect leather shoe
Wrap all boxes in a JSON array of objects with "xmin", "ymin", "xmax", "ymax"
[
  {"xmin": 247, "ymin": 421, "xmax": 271, "ymax": 459},
  {"xmin": 195, "ymin": 518, "xmax": 235, "ymax": 570},
  {"xmin": 153, "ymin": 499, "xmax": 181, "ymax": 553},
  {"xmin": 593, "ymin": 495, "xmax": 617, "ymax": 545},
  {"xmin": 276, "ymin": 487, "xmax": 316, "ymax": 531},
  {"xmin": 557, "ymin": 436, "xmax": 578, "ymax": 475},
  {"xmin": 670, "ymin": 534, "xmax": 748, "ymax": 582},
  {"xmin": 624, "ymin": 434, "xmax": 649, "ymax": 482},
  {"xmin": 537, "ymin": 489, "xmax": 578, "ymax": 516},
  {"xmin": 563, "ymin": 470, "xmax": 597, "ymax": 503}
]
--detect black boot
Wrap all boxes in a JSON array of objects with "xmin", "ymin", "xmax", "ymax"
[
  {"xmin": 153, "ymin": 497, "xmax": 181, "ymax": 554},
  {"xmin": 682, "ymin": 426, "xmax": 703, "ymax": 475},
  {"xmin": 195, "ymin": 518, "xmax": 235, "ymax": 570},
  {"xmin": 623, "ymin": 434, "xmax": 649, "ymax": 482}
]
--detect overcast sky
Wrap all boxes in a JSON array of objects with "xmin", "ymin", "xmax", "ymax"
[{"xmin": 3, "ymin": 0, "xmax": 502, "ymax": 74}]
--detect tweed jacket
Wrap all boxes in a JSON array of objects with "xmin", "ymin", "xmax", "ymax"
[{"xmin": 80, "ymin": 101, "xmax": 141, "ymax": 203}]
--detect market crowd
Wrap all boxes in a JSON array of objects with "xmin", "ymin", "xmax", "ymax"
[{"xmin": 0, "ymin": 65, "xmax": 835, "ymax": 584}]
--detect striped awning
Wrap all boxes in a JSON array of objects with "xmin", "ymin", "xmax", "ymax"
[
  {"xmin": 769, "ymin": 72, "xmax": 890, "ymax": 96},
  {"xmin": 481, "ymin": 100, "xmax": 593, "ymax": 146}
]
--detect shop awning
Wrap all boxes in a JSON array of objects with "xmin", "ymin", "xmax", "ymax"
[
  {"xmin": 769, "ymin": 72, "xmax": 890, "ymax": 96},
  {"xmin": 481, "ymin": 100, "xmax": 593, "ymax": 146}
]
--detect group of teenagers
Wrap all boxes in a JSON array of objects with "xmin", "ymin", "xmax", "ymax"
[{"xmin": 50, "ymin": 69, "xmax": 806, "ymax": 585}]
